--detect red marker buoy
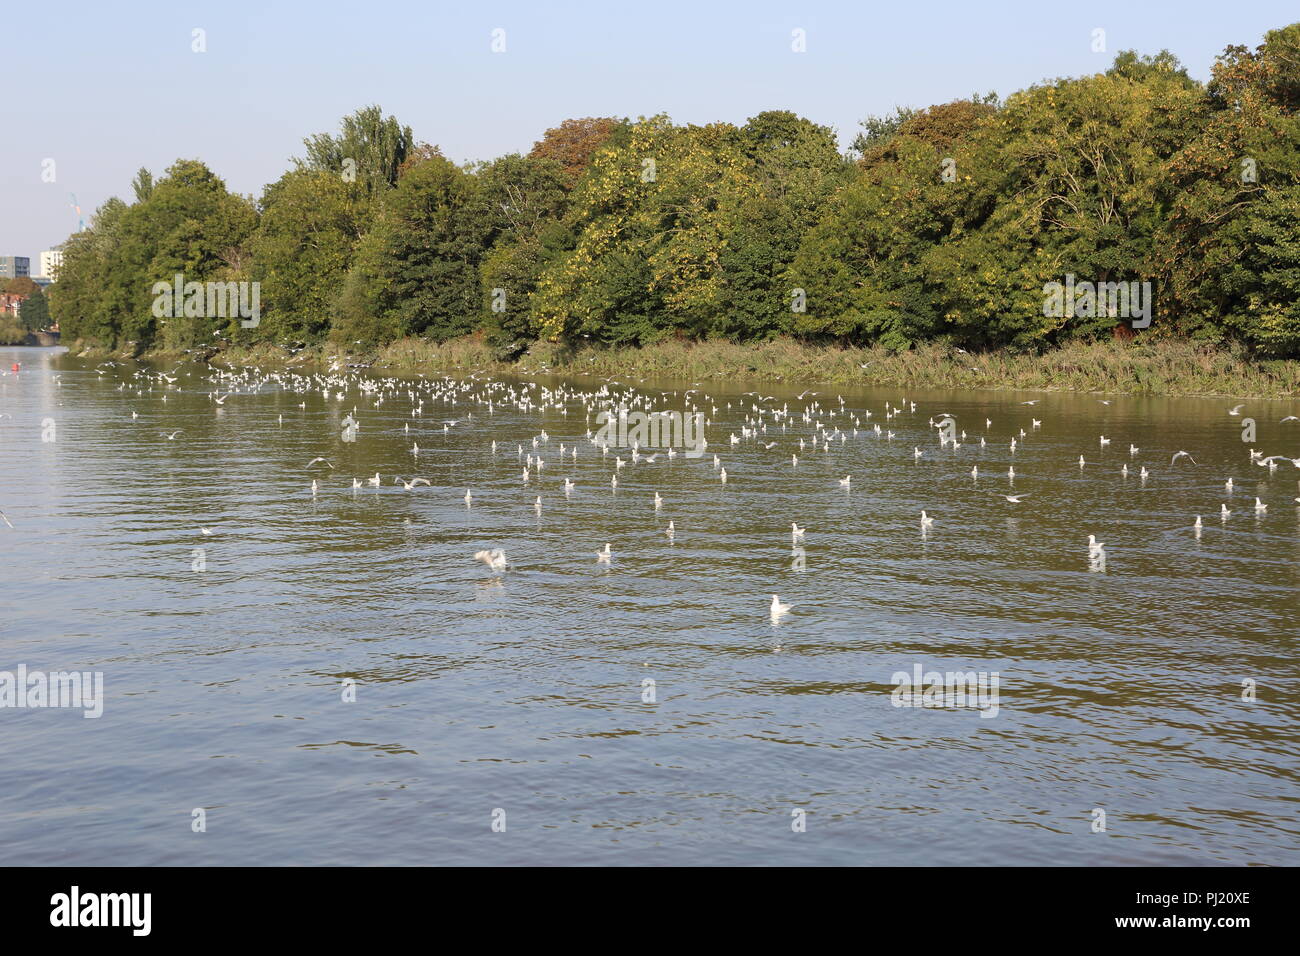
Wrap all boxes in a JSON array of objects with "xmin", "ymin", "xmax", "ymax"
[{"xmin": 10, "ymin": 364, "xmax": 17, "ymax": 372}]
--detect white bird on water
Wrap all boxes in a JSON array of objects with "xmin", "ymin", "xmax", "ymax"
[
  {"xmin": 1225, "ymin": 478, "xmax": 1234, "ymax": 491},
  {"xmin": 534, "ymin": 496, "xmax": 542, "ymax": 514},
  {"xmin": 1255, "ymin": 497, "xmax": 1267, "ymax": 514},
  {"xmin": 665, "ymin": 521, "xmax": 675, "ymax": 540},
  {"xmin": 368, "ymin": 473, "xmax": 381, "ymax": 487},
  {"xmin": 396, "ymin": 477, "xmax": 430, "ymax": 490},
  {"xmin": 838, "ymin": 475, "xmax": 851, "ymax": 488},
  {"xmin": 1221, "ymin": 503, "xmax": 1231, "ymax": 518},
  {"xmin": 654, "ymin": 492, "xmax": 663, "ymax": 510},
  {"xmin": 791, "ymin": 522, "xmax": 805, "ymax": 542},
  {"xmin": 770, "ymin": 594, "xmax": 791, "ymax": 621},
  {"xmin": 474, "ymin": 549, "xmax": 508, "ymax": 572},
  {"xmin": 920, "ymin": 510, "xmax": 934, "ymax": 529},
  {"xmin": 1171, "ymin": 451, "xmax": 1198, "ymax": 465},
  {"xmin": 596, "ymin": 543, "xmax": 612, "ymax": 564},
  {"xmin": 998, "ymin": 494, "xmax": 1029, "ymax": 503},
  {"xmin": 1194, "ymin": 515, "xmax": 1202, "ymax": 530},
  {"xmin": 464, "ymin": 489, "xmax": 473, "ymax": 505},
  {"xmin": 1087, "ymin": 534, "xmax": 1104, "ymax": 553}
]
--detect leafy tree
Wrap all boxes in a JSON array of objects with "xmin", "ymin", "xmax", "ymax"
[
  {"xmin": 300, "ymin": 105, "xmax": 413, "ymax": 202},
  {"xmin": 20, "ymin": 286, "xmax": 49, "ymax": 330},
  {"xmin": 248, "ymin": 168, "xmax": 369, "ymax": 345},
  {"xmin": 334, "ymin": 154, "xmax": 488, "ymax": 344},
  {"xmin": 530, "ymin": 117, "xmax": 624, "ymax": 183}
]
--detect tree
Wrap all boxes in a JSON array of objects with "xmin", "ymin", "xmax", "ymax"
[
  {"xmin": 19, "ymin": 286, "xmax": 49, "ymax": 330},
  {"xmin": 333, "ymin": 155, "xmax": 489, "ymax": 344},
  {"xmin": 300, "ymin": 105, "xmax": 413, "ymax": 202},
  {"xmin": 530, "ymin": 117, "xmax": 624, "ymax": 183},
  {"xmin": 248, "ymin": 168, "xmax": 370, "ymax": 345}
]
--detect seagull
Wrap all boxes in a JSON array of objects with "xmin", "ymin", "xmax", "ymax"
[
  {"xmin": 307, "ymin": 457, "xmax": 335, "ymax": 469},
  {"xmin": 1254, "ymin": 497, "xmax": 1267, "ymax": 513},
  {"xmin": 368, "ymin": 473, "xmax": 381, "ymax": 487},
  {"xmin": 1087, "ymin": 534, "xmax": 1104, "ymax": 553},
  {"xmin": 1129, "ymin": 444, "xmax": 1139, "ymax": 456},
  {"xmin": 1225, "ymin": 477, "xmax": 1234, "ymax": 491},
  {"xmin": 838, "ymin": 475, "xmax": 851, "ymax": 488},
  {"xmin": 464, "ymin": 489, "xmax": 473, "ymax": 504},
  {"xmin": 998, "ymin": 494, "xmax": 1029, "ymax": 503},
  {"xmin": 395, "ymin": 477, "xmax": 430, "ymax": 490},
  {"xmin": 665, "ymin": 521, "xmax": 675, "ymax": 540},
  {"xmin": 474, "ymin": 549, "xmax": 508, "ymax": 572},
  {"xmin": 1078, "ymin": 455, "xmax": 1086, "ymax": 467},
  {"xmin": 161, "ymin": 430, "xmax": 183, "ymax": 440},
  {"xmin": 920, "ymin": 510, "xmax": 934, "ymax": 529},
  {"xmin": 791, "ymin": 522, "xmax": 805, "ymax": 542},
  {"xmin": 654, "ymin": 493, "xmax": 663, "ymax": 510},
  {"xmin": 1228, "ymin": 404, "xmax": 1246, "ymax": 416},
  {"xmin": 1221, "ymin": 503, "xmax": 1231, "ymax": 517},
  {"xmin": 770, "ymin": 594, "xmax": 791, "ymax": 621},
  {"xmin": 1170, "ymin": 451, "xmax": 1198, "ymax": 465},
  {"xmin": 1020, "ymin": 401, "xmax": 1039, "ymax": 406},
  {"xmin": 1099, "ymin": 436, "xmax": 1110, "ymax": 446},
  {"xmin": 596, "ymin": 543, "xmax": 612, "ymax": 564},
  {"xmin": 1281, "ymin": 416, "xmax": 1299, "ymax": 423},
  {"xmin": 1194, "ymin": 515, "xmax": 1202, "ymax": 530}
]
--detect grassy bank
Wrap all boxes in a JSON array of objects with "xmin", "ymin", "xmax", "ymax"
[{"xmin": 65, "ymin": 335, "xmax": 1300, "ymax": 399}]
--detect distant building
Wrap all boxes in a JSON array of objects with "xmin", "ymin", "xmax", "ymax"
[
  {"xmin": 32, "ymin": 277, "xmax": 54, "ymax": 289},
  {"xmin": 0, "ymin": 256, "xmax": 30, "ymax": 279},
  {"xmin": 0, "ymin": 292, "xmax": 24, "ymax": 316},
  {"xmin": 39, "ymin": 249, "xmax": 63, "ymax": 279}
]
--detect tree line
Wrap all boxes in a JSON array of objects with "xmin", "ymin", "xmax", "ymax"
[{"xmin": 50, "ymin": 24, "xmax": 1300, "ymax": 357}]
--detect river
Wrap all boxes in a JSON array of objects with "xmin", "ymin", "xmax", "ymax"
[{"xmin": 1, "ymin": 345, "xmax": 1297, "ymax": 865}]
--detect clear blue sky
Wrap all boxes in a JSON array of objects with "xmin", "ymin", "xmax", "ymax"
[{"xmin": 3, "ymin": 0, "xmax": 1295, "ymax": 263}]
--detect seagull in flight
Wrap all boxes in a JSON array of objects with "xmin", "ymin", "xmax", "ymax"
[
  {"xmin": 161, "ymin": 430, "xmax": 183, "ymax": 440},
  {"xmin": 1228, "ymin": 404, "xmax": 1246, "ymax": 416},
  {"xmin": 395, "ymin": 477, "xmax": 430, "ymax": 490},
  {"xmin": 998, "ymin": 494, "xmax": 1030, "ymax": 503},
  {"xmin": 306, "ymin": 457, "xmax": 335, "ymax": 469},
  {"xmin": 1170, "ymin": 451, "xmax": 1197, "ymax": 465}
]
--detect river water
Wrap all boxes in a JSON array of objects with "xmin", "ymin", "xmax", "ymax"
[{"xmin": 1, "ymin": 345, "xmax": 1297, "ymax": 865}]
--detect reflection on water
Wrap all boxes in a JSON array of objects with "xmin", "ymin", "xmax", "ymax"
[{"xmin": 0, "ymin": 346, "xmax": 1297, "ymax": 865}]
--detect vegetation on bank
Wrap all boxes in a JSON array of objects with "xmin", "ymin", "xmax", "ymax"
[
  {"xmin": 64, "ymin": 334, "xmax": 1300, "ymax": 399},
  {"xmin": 48, "ymin": 24, "xmax": 1300, "ymax": 366}
]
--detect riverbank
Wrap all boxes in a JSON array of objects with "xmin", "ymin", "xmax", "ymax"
[{"xmin": 64, "ymin": 335, "xmax": 1300, "ymax": 399}]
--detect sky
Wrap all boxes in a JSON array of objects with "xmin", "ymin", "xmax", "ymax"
[{"xmin": 2, "ymin": 0, "xmax": 1296, "ymax": 264}]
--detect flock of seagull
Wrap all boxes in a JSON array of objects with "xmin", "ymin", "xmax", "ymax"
[{"xmin": 8, "ymin": 357, "xmax": 1300, "ymax": 628}]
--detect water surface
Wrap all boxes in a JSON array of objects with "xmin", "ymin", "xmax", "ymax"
[{"xmin": 1, "ymin": 346, "xmax": 1297, "ymax": 865}]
